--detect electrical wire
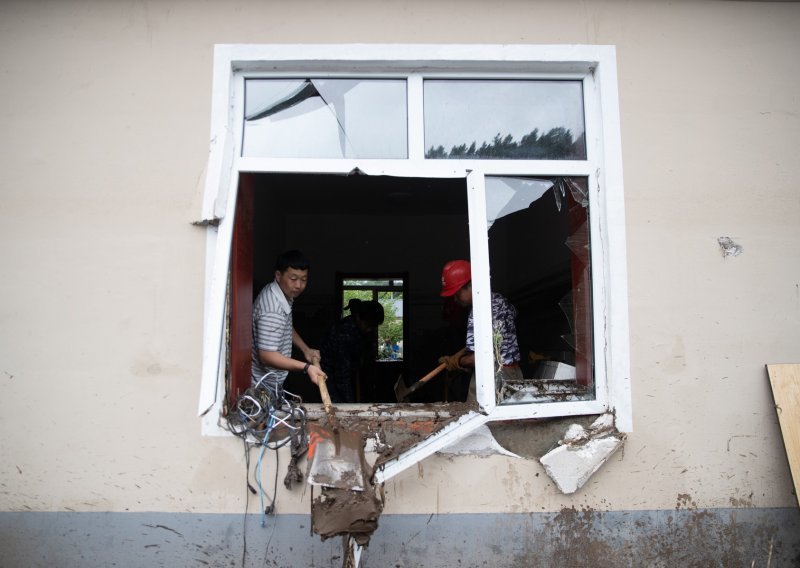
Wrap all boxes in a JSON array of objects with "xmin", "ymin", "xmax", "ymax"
[{"xmin": 227, "ymin": 371, "xmax": 310, "ymax": 565}]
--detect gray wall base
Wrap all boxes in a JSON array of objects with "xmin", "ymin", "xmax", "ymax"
[{"xmin": 1, "ymin": 508, "xmax": 799, "ymax": 567}]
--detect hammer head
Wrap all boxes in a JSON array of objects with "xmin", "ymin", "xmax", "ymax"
[{"xmin": 393, "ymin": 374, "xmax": 410, "ymax": 402}]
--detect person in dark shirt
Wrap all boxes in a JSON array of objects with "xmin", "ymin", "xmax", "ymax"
[
  {"xmin": 320, "ymin": 299, "xmax": 385, "ymax": 403},
  {"xmin": 438, "ymin": 260, "xmax": 522, "ymax": 402}
]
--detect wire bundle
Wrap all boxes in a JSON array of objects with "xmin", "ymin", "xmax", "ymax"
[
  {"xmin": 226, "ymin": 372, "xmax": 309, "ymax": 528},
  {"xmin": 227, "ymin": 374, "xmax": 305, "ymax": 442}
]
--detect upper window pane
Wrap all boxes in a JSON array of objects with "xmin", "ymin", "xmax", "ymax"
[
  {"xmin": 424, "ymin": 80, "xmax": 586, "ymax": 160},
  {"xmin": 243, "ymin": 79, "xmax": 408, "ymax": 159}
]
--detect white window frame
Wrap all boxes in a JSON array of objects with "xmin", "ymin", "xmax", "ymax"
[{"xmin": 198, "ymin": 45, "xmax": 631, "ymax": 477}]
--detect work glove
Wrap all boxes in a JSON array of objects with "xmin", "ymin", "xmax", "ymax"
[{"xmin": 438, "ymin": 348, "xmax": 467, "ymax": 372}]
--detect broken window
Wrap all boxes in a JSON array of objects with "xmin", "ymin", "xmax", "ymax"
[
  {"xmin": 223, "ymin": 172, "xmax": 595, "ymax": 409},
  {"xmin": 485, "ymin": 176, "xmax": 594, "ymax": 406},
  {"xmin": 200, "ymin": 46, "xmax": 631, "ymax": 463},
  {"xmin": 243, "ymin": 79, "xmax": 407, "ymax": 159}
]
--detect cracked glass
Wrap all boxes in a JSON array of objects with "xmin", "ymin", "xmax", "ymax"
[
  {"xmin": 484, "ymin": 176, "xmax": 594, "ymax": 405},
  {"xmin": 424, "ymin": 80, "xmax": 586, "ymax": 160},
  {"xmin": 243, "ymin": 79, "xmax": 408, "ymax": 159}
]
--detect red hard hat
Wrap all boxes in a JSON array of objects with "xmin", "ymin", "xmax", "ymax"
[{"xmin": 440, "ymin": 260, "xmax": 471, "ymax": 297}]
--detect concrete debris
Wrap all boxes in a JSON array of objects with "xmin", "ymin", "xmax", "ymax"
[
  {"xmin": 539, "ymin": 413, "xmax": 625, "ymax": 494},
  {"xmin": 588, "ymin": 413, "xmax": 615, "ymax": 435},
  {"xmin": 501, "ymin": 378, "xmax": 591, "ymax": 405},
  {"xmin": 718, "ymin": 236, "xmax": 743, "ymax": 257},
  {"xmin": 562, "ymin": 424, "xmax": 589, "ymax": 444},
  {"xmin": 437, "ymin": 424, "xmax": 520, "ymax": 458},
  {"xmin": 502, "ymin": 390, "xmax": 587, "ymax": 404}
]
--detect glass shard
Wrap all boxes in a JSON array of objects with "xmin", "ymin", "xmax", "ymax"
[
  {"xmin": 485, "ymin": 177, "xmax": 554, "ymax": 229},
  {"xmin": 244, "ymin": 79, "xmax": 407, "ymax": 159}
]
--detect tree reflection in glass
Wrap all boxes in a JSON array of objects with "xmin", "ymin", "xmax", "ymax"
[{"xmin": 424, "ymin": 80, "xmax": 586, "ymax": 160}]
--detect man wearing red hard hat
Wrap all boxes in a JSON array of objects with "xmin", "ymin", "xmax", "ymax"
[{"xmin": 439, "ymin": 260, "xmax": 522, "ymax": 402}]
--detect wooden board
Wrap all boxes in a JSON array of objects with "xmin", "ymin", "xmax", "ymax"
[{"xmin": 766, "ymin": 363, "xmax": 800, "ymax": 507}]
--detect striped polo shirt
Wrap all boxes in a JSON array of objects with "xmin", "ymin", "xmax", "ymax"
[{"xmin": 251, "ymin": 280, "xmax": 294, "ymax": 392}]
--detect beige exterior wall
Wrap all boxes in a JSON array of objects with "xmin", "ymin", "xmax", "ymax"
[{"xmin": 1, "ymin": 0, "xmax": 798, "ymax": 518}]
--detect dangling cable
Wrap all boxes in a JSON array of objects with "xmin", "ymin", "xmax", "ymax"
[
  {"xmin": 228, "ymin": 372, "xmax": 309, "ymax": 534},
  {"xmin": 256, "ymin": 424, "xmax": 272, "ymax": 527}
]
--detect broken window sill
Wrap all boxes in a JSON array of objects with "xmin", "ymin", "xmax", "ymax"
[
  {"xmin": 501, "ymin": 379, "xmax": 593, "ymax": 404},
  {"xmin": 302, "ymin": 401, "xmax": 477, "ymax": 421}
]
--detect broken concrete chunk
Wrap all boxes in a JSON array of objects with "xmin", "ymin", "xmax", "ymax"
[
  {"xmin": 562, "ymin": 424, "xmax": 589, "ymax": 444},
  {"xmin": 540, "ymin": 413, "xmax": 624, "ymax": 494},
  {"xmin": 588, "ymin": 413, "xmax": 615, "ymax": 435},
  {"xmin": 540, "ymin": 436, "xmax": 623, "ymax": 494}
]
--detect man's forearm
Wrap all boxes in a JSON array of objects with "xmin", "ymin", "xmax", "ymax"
[
  {"xmin": 259, "ymin": 349, "xmax": 326, "ymax": 385},
  {"xmin": 259, "ymin": 350, "xmax": 306, "ymax": 373}
]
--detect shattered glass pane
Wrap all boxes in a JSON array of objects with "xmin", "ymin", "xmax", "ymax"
[
  {"xmin": 485, "ymin": 177, "xmax": 553, "ymax": 229},
  {"xmin": 566, "ymin": 177, "xmax": 589, "ymax": 208},
  {"xmin": 553, "ymin": 179, "xmax": 566, "ymax": 212},
  {"xmin": 487, "ymin": 176, "xmax": 594, "ymax": 405},
  {"xmin": 243, "ymin": 79, "xmax": 407, "ymax": 159},
  {"xmin": 565, "ymin": 220, "xmax": 590, "ymax": 268},
  {"xmin": 424, "ymin": 80, "xmax": 586, "ymax": 160},
  {"xmin": 558, "ymin": 292, "xmax": 575, "ymax": 350}
]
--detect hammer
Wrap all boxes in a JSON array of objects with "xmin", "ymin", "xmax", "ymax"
[
  {"xmin": 394, "ymin": 363, "xmax": 447, "ymax": 402},
  {"xmin": 393, "ymin": 349, "xmax": 465, "ymax": 402}
]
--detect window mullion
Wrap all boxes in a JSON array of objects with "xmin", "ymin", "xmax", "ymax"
[
  {"xmin": 466, "ymin": 170, "xmax": 496, "ymax": 414},
  {"xmin": 237, "ymin": 156, "xmax": 594, "ymax": 177}
]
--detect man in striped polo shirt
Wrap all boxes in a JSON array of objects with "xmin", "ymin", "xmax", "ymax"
[{"xmin": 251, "ymin": 250, "xmax": 326, "ymax": 399}]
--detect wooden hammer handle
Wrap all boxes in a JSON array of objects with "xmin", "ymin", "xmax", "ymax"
[
  {"xmin": 405, "ymin": 362, "xmax": 447, "ymax": 397},
  {"xmin": 418, "ymin": 362, "xmax": 447, "ymax": 385},
  {"xmin": 310, "ymin": 355, "xmax": 335, "ymax": 418},
  {"xmin": 317, "ymin": 376, "xmax": 334, "ymax": 415}
]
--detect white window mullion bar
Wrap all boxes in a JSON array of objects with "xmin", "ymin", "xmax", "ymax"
[
  {"xmin": 407, "ymin": 74, "xmax": 425, "ymax": 160},
  {"xmin": 465, "ymin": 171, "xmax": 496, "ymax": 414},
  {"xmin": 237, "ymin": 157, "xmax": 594, "ymax": 178}
]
